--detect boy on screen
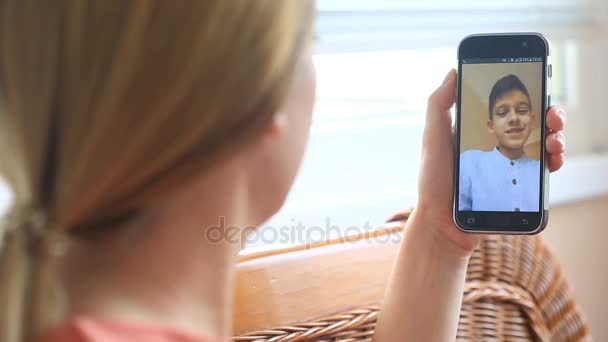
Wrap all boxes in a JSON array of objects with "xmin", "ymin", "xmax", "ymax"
[{"xmin": 459, "ymin": 74, "xmax": 540, "ymax": 212}]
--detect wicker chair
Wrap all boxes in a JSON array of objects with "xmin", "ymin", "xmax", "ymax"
[{"xmin": 234, "ymin": 209, "xmax": 591, "ymax": 341}]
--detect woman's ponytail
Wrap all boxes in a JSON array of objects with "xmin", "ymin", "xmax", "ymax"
[{"xmin": 0, "ymin": 205, "xmax": 65, "ymax": 342}]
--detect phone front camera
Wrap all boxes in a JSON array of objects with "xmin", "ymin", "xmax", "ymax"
[{"xmin": 522, "ymin": 41, "xmax": 528, "ymax": 47}]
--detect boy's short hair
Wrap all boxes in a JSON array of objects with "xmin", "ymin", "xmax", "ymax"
[{"xmin": 488, "ymin": 74, "xmax": 531, "ymax": 119}]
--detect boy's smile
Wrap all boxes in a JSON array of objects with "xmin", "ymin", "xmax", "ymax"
[{"xmin": 488, "ymin": 89, "xmax": 534, "ymax": 153}]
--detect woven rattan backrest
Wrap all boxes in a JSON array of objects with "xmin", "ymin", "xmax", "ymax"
[{"xmin": 234, "ymin": 210, "xmax": 590, "ymax": 341}]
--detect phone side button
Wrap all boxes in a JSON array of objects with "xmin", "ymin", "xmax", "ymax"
[{"xmin": 548, "ymin": 95, "xmax": 551, "ymax": 107}]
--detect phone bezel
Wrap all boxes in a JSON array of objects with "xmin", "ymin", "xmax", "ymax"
[{"xmin": 453, "ymin": 33, "xmax": 551, "ymax": 234}]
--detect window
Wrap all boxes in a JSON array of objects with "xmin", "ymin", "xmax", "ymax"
[
  {"xmin": 251, "ymin": 0, "xmax": 608, "ymax": 249},
  {"xmin": 0, "ymin": 2, "xmax": 605, "ymax": 248}
]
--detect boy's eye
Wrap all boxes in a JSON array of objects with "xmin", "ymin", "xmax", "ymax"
[{"xmin": 495, "ymin": 106, "xmax": 508, "ymax": 116}]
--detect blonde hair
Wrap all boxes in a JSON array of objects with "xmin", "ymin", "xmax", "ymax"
[{"xmin": 0, "ymin": 0, "xmax": 315, "ymax": 340}]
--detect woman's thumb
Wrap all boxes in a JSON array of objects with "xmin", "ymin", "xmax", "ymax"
[
  {"xmin": 428, "ymin": 69, "xmax": 457, "ymax": 112},
  {"xmin": 422, "ymin": 69, "xmax": 457, "ymax": 153}
]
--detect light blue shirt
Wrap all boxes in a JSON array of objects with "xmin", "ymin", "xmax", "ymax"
[{"xmin": 459, "ymin": 147, "xmax": 540, "ymax": 212}]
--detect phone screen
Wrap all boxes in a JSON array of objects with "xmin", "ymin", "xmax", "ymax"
[
  {"xmin": 457, "ymin": 58, "xmax": 544, "ymax": 213},
  {"xmin": 454, "ymin": 34, "xmax": 550, "ymax": 233}
]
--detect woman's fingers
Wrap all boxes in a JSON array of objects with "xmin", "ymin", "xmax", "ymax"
[
  {"xmin": 545, "ymin": 106, "xmax": 566, "ymax": 173},
  {"xmin": 546, "ymin": 106, "xmax": 566, "ymax": 132},
  {"xmin": 546, "ymin": 132, "xmax": 565, "ymax": 154},
  {"xmin": 548, "ymin": 153, "xmax": 565, "ymax": 172},
  {"xmin": 546, "ymin": 132, "xmax": 565, "ymax": 172}
]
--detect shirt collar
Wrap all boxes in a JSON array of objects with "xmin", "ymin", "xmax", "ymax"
[{"xmin": 492, "ymin": 146, "xmax": 532, "ymax": 163}]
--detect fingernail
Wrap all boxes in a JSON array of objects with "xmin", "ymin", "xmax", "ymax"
[
  {"xmin": 558, "ymin": 109, "xmax": 566, "ymax": 124},
  {"xmin": 554, "ymin": 132, "xmax": 565, "ymax": 144},
  {"xmin": 442, "ymin": 69, "xmax": 455, "ymax": 86}
]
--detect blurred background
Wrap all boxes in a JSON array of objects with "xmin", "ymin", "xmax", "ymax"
[
  {"xmin": 262, "ymin": 0, "xmax": 607, "ymax": 234},
  {"xmin": 0, "ymin": 0, "xmax": 607, "ymax": 339},
  {"xmin": 262, "ymin": 0, "xmax": 608, "ymax": 339}
]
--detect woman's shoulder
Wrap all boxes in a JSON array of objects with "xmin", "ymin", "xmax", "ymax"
[{"xmin": 40, "ymin": 317, "xmax": 221, "ymax": 342}]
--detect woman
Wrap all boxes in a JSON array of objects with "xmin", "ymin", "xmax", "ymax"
[{"xmin": 0, "ymin": 1, "xmax": 566, "ymax": 341}]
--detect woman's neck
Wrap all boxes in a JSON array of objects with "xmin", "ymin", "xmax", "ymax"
[{"xmin": 60, "ymin": 162, "xmax": 255, "ymax": 339}]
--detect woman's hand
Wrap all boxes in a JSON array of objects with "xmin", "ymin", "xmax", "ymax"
[
  {"xmin": 410, "ymin": 69, "xmax": 567, "ymax": 256},
  {"xmin": 374, "ymin": 69, "xmax": 568, "ymax": 342}
]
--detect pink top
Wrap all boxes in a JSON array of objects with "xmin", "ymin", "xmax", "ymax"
[{"xmin": 40, "ymin": 317, "xmax": 220, "ymax": 342}]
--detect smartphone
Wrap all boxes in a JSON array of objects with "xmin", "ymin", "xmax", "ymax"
[{"xmin": 453, "ymin": 33, "xmax": 551, "ymax": 234}]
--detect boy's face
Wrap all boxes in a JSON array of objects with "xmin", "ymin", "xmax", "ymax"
[{"xmin": 487, "ymin": 89, "xmax": 534, "ymax": 150}]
